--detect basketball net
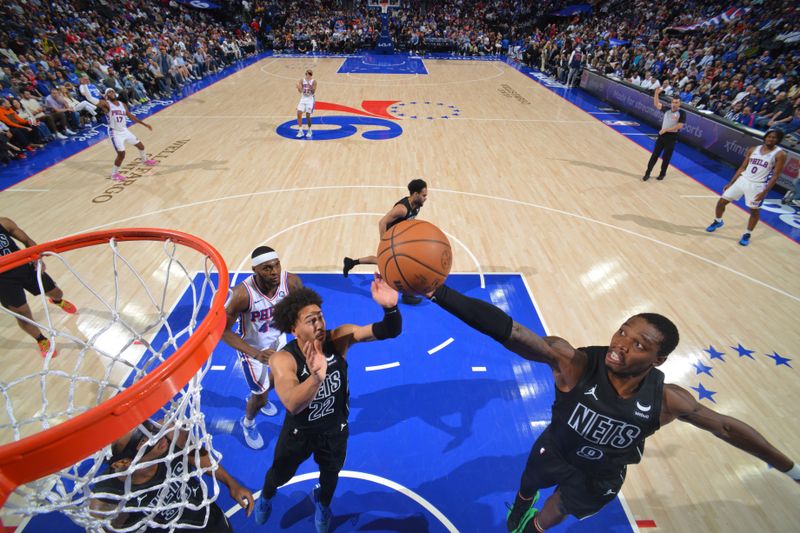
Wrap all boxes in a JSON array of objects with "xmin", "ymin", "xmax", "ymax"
[{"xmin": 0, "ymin": 230, "xmax": 227, "ymax": 532}]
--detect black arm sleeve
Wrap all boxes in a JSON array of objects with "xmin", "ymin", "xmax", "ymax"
[
  {"xmin": 430, "ymin": 284, "xmax": 513, "ymax": 343},
  {"xmin": 372, "ymin": 305, "xmax": 402, "ymax": 340}
]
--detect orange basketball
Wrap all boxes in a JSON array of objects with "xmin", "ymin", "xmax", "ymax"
[{"xmin": 377, "ymin": 220, "xmax": 452, "ymax": 295}]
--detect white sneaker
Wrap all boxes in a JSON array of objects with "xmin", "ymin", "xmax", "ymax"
[
  {"xmin": 306, "ymin": 130, "xmax": 312, "ymax": 138},
  {"xmin": 261, "ymin": 401, "xmax": 278, "ymax": 416},
  {"xmin": 65, "ymin": 129, "xmax": 77, "ymax": 135},
  {"xmin": 55, "ymin": 132, "xmax": 67, "ymax": 140},
  {"xmin": 240, "ymin": 416, "xmax": 264, "ymax": 449},
  {"xmin": 245, "ymin": 395, "xmax": 279, "ymax": 416},
  {"xmin": 295, "ymin": 129, "xmax": 305, "ymax": 138}
]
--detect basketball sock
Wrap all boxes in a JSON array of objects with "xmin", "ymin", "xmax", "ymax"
[
  {"xmin": 138, "ymin": 149, "xmax": 147, "ymax": 162},
  {"xmin": 51, "ymin": 298, "xmax": 62, "ymax": 305},
  {"xmin": 36, "ymin": 334, "xmax": 46, "ymax": 342},
  {"xmin": 715, "ymin": 217, "xmax": 723, "ymax": 223},
  {"xmin": 112, "ymin": 165, "xmax": 120, "ymax": 176},
  {"xmin": 242, "ymin": 416, "xmax": 255, "ymax": 428}
]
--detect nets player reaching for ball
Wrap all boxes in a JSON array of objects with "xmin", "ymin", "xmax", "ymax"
[
  {"xmin": 343, "ymin": 178, "xmax": 428, "ymax": 304},
  {"xmin": 254, "ymin": 274, "xmax": 402, "ymax": 533},
  {"xmin": 425, "ymin": 284, "xmax": 800, "ymax": 532}
]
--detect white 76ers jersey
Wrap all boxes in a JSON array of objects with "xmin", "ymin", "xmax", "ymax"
[
  {"xmin": 238, "ymin": 270, "xmax": 289, "ymax": 351},
  {"xmin": 107, "ymin": 100, "xmax": 129, "ymax": 133},
  {"xmin": 743, "ymin": 146, "xmax": 782, "ymax": 183}
]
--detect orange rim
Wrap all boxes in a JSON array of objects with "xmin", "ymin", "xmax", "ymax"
[{"xmin": 0, "ymin": 228, "xmax": 229, "ymax": 509}]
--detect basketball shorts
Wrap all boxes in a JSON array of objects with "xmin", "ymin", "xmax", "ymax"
[
  {"xmin": 271, "ymin": 422, "xmax": 349, "ymax": 480},
  {"xmin": 109, "ymin": 130, "xmax": 140, "ymax": 152},
  {"xmin": 520, "ymin": 428, "xmax": 626, "ymax": 520},
  {"xmin": 238, "ymin": 334, "xmax": 285, "ymax": 394},
  {"xmin": 722, "ymin": 177, "xmax": 767, "ymax": 209},
  {"xmin": 0, "ymin": 264, "xmax": 57, "ymax": 308},
  {"xmin": 297, "ymin": 97, "xmax": 315, "ymax": 114}
]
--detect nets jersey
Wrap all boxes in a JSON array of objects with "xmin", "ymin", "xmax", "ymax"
[
  {"xmin": 549, "ymin": 346, "xmax": 664, "ymax": 473},
  {"xmin": 386, "ymin": 197, "xmax": 421, "ymax": 231},
  {"xmin": 282, "ymin": 331, "xmax": 349, "ymax": 433},
  {"xmin": 238, "ymin": 270, "xmax": 289, "ymax": 352},
  {"xmin": 94, "ymin": 455, "xmax": 215, "ymax": 529},
  {"xmin": 743, "ymin": 145, "xmax": 782, "ymax": 183},
  {"xmin": 106, "ymin": 100, "xmax": 128, "ymax": 133},
  {"xmin": 0, "ymin": 223, "xmax": 20, "ymax": 257}
]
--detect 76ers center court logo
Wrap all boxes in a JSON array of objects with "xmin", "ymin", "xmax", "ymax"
[{"xmin": 276, "ymin": 100, "xmax": 461, "ymax": 141}]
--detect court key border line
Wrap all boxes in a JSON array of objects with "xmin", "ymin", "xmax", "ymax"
[
  {"xmin": 77, "ymin": 184, "xmax": 799, "ymax": 304},
  {"xmin": 239, "ymin": 469, "xmax": 459, "ymax": 532}
]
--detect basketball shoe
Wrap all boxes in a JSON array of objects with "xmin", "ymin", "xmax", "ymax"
[
  {"xmin": 38, "ymin": 338, "xmax": 58, "ymax": 358},
  {"xmin": 739, "ymin": 232, "xmax": 751, "ymax": 246},
  {"xmin": 141, "ymin": 159, "xmax": 158, "ymax": 166},
  {"xmin": 111, "ymin": 172, "xmax": 126, "ymax": 182},
  {"xmin": 312, "ymin": 484, "xmax": 332, "ymax": 533},
  {"xmin": 296, "ymin": 129, "xmax": 305, "ymax": 138},
  {"xmin": 49, "ymin": 298, "xmax": 77, "ymax": 314},
  {"xmin": 705, "ymin": 219, "xmax": 724, "ymax": 232},
  {"xmin": 244, "ymin": 395, "xmax": 278, "ymax": 416},
  {"xmin": 506, "ymin": 491, "xmax": 539, "ymax": 532},
  {"xmin": 342, "ymin": 257, "xmax": 358, "ymax": 277},
  {"xmin": 254, "ymin": 494, "xmax": 272, "ymax": 525},
  {"xmin": 239, "ymin": 416, "xmax": 264, "ymax": 449},
  {"xmin": 306, "ymin": 129, "xmax": 312, "ymax": 139}
]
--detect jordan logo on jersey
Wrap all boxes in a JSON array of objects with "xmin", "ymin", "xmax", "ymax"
[
  {"xmin": 584, "ymin": 385, "xmax": 598, "ymax": 401},
  {"xmin": 567, "ymin": 403, "xmax": 642, "ymax": 449}
]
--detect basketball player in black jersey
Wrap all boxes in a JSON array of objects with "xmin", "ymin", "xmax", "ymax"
[
  {"xmin": 425, "ymin": 285, "xmax": 799, "ymax": 532},
  {"xmin": 343, "ymin": 178, "xmax": 428, "ymax": 304},
  {"xmin": 254, "ymin": 275, "xmax": 402, "ymax": 533},
  {"xmin": 0, "ymin": 216, "xmax": 77, "ymax": 357},
  {"xmin": 90, "ymin": 420, "xmax": 254, "ymax": 531}
]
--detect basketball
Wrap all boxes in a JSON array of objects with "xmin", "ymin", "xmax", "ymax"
[{"xmin": 377, "ymin": 220, "xmax": 452, "ymax": 295}]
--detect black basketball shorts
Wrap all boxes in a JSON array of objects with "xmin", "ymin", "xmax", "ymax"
[
  {"xmin": 273, "ymin": 422, "xmax": 349, "ymax": 478},
  {"xmin": 520, "ymin": 428, "xmax": 626, "ymax": 520},
  {"xmin": 0, "ymin": 264, "xmax": 57, "ymax": 309}
]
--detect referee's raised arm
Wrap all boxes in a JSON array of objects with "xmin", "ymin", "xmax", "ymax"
[{"xmin": 653, "ymin": 86, "xmax": 663, "ymax": 110}]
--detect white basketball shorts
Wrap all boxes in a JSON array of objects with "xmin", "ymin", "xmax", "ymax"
[
  {"xmin": 722, "ymin": 177, "xmax": 767, "ymax": 209},
  {"xmin": 109, "ymin": 130, "xmax": 140, "ymax": 152},
  {"xmin": 297, "ymin": 97, "xmax": 315, "ymax": 114}
]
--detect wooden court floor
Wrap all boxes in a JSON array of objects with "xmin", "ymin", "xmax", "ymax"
[{"xmin": 1, "ymin": 57, "xmax": 798, "ymax": 531}]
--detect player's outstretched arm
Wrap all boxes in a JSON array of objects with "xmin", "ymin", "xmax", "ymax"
[
  {"xmin": 429, "ymin": 284, "xmax": 586, "ymax": 373},
  {"xmin": 331, "ymin": 273, "xmax": 401, "ymax": 350},
  {"xmin": 662, "ymin": 383, "xmax": 799, "ymax": 483}
]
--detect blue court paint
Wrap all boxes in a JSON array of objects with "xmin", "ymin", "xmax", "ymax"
[
  {"xmin": 338, "ymin": 54, "xmax": 428, "ymax": 75},
  {"xmin": 24, "ymin": 273, "xmax": 633, "ymax": 532},
  {"xmin": 275, "ymin": 115, "xmax": 403, "ymax": 141}
]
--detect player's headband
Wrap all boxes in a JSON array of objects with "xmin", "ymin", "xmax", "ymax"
[{"xmin": 252, "ymin": 251, "xmax": 279, "ymax": 267}]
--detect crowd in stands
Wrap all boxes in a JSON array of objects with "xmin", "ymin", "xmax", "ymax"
[
  {"xmin": 519, "ymin": 0, "xmax": 800, "ymax": 139},
  {"xmin": 0, "ymin": 0, "xmax": 260, "ymax": 164},
  {"xmin": 1, "ymin": 0, "xmax": 798, "ymax": 165}
]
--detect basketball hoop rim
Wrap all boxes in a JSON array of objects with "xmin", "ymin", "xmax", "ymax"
[{"xmin": 0, "ymin": 228, "xmax": 230, "ymax": 509}]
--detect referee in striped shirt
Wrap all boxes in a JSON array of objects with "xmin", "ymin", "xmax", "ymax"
[{"xmin": 643, "ymin": 87, "xmax": 686, "ymax": 181}]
